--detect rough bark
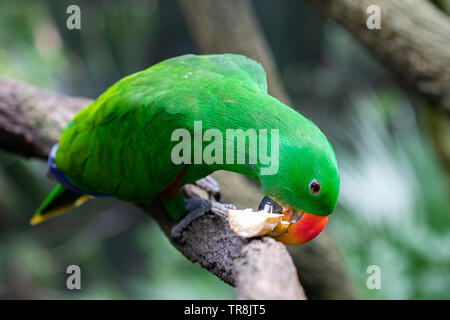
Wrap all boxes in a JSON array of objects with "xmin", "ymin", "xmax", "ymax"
[
  {"xmin": 0, "ymin": 77, "xmax": 306, "ymax": 300},
  {"xmin": 179, "ymin": 0, "xmax": 356, "ymax": 299},
  {"xmin": 304, "ymin": 0, "xmax": 450, "ymax": 113},
  {"xmin": 0, "ymin": 80, "xmax": 91, "ymax": 159},
  {"xmin": 234, "ymin": 238, "xmax": 305, "ymax": 300}
]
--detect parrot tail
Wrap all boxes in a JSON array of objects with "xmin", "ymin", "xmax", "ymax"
[{"xmin": 30, "ymin": 184, "xmax": 91, "ymax": 225}]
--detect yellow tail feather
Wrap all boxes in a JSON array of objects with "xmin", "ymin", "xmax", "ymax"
[{"xmin": 30, "ymin": 194, "xmax": 92, "ymax": 226}]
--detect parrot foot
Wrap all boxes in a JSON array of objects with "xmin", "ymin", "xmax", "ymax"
[
  {"xmin": 194, "ymin": 176, "xmax": 222, "ymax": 201},
  {"xmin": 171, "ymin": 199, "xmax": 236, "ymax": 245}
]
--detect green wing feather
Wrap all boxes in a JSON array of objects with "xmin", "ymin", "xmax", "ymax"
[
  {"xmin": 55, "ymin": 54, "xmax": 268, "ymax": 196},
  {"xmin": 42, "ymin": 54, "xmax": 269, "ymax": 219}
]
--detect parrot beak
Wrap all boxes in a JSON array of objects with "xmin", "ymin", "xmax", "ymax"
[{"xmin": 274, "ymin": 210, "xmax": 329, "ymax": 245}]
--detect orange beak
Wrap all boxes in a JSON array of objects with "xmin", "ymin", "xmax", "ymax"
[{"xmin": 274, "ymin": 211, "xmax": 329, "ymax": 245}]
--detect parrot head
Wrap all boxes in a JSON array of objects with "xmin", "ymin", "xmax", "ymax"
[{"xmin": 258, "ymin": 120, "xmax": 340, "ymax": 245}]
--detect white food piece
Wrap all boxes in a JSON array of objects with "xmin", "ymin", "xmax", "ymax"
[{"xmin": 228, "ymin": 208, "xmax": 285, "ymax": 238}]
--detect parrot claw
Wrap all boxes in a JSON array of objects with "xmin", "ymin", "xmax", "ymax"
[
  {"xmin": 171, "ymin": 199, "xmax": 212, "ymax": 245},
  {"xmin": 211, "ymin": 201, "xmax": 236, "ymax": 217},
  {"xmin": 170, "ymin": 199, "xmax": 236, "ymax": 245},
  {"xmin": 194, "ymin": 176, "xmax": 222, "ymax": 201}
]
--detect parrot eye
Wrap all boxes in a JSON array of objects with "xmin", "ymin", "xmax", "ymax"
[{"xmin": 309, "ymin": 180, "xmax": 321, "ymax": 195}]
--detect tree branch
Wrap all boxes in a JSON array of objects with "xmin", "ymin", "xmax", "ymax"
[
  {"xmin": 304, "ymin": 0, "xmax": 450, "ymax": 113},
  {"xmin": 0, "ymin": 77, "xmax": 306, "ymax": 300}
]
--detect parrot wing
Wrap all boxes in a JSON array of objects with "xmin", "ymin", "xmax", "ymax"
[{"xmin": 35, "ymin": 54, "xmax": 269, "ymax": 222}]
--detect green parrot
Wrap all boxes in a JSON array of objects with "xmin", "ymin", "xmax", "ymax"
[{"xmin": 32, "ymin": 54, "xmax": 339, "ymax": 245}]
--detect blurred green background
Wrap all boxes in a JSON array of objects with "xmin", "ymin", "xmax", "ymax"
[{"xmin": 0, "ymin": 0, "xmax": 448, "ymax": 299}]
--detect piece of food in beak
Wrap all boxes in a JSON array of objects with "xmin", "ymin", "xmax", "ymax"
[
  {"xmin": 270, "ymin": 220, "xmax": 290, "ymax": 234},
  {"xmin": 227, "ymin": 208, "xmax": 284, "ymax": 238}
]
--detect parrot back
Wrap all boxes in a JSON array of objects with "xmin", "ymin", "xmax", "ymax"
[{"xmin": 53, "ymin": 54, "xmax": 270, "ymax": 202}]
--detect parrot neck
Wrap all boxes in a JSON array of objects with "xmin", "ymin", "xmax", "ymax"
[{"xmin": 194, "ymin": 89, "xmax": 298, "ymax": 181}]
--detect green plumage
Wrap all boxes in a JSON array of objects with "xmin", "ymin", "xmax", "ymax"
[{"xmin": 36, "ymin": 54, "xmax": 340, "ymax": 222}]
